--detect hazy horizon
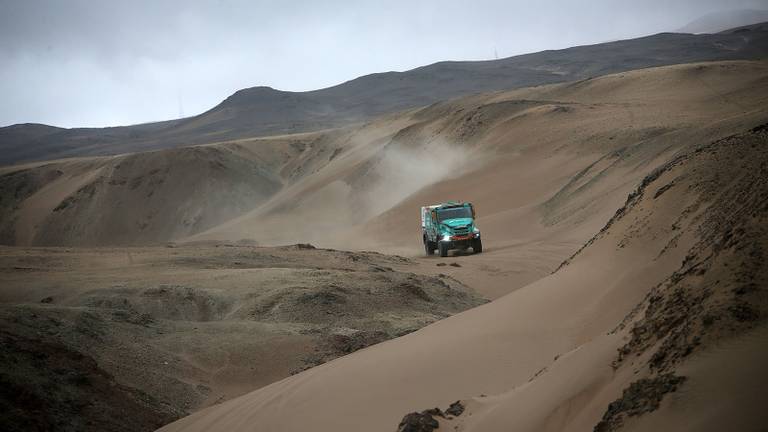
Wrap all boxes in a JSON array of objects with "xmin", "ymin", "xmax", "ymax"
[{"xmin": 2, "ymin": 0, "xmax": 767, "ymax": 128}]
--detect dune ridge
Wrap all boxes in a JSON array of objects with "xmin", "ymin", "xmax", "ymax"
[
  {"xmin": 1, "ymin": 60, "xmax": 767, "ymax": 432},
  {"xmin": 158, "ymin": 122, "xmax": 768, "ymax": 432}
]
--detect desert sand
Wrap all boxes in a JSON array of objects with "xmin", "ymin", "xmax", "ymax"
[
  {"xmin": 1, "ymin": 60, "xmax": 767, "ymax": 432},
  {"xmin": 158, "ymin": 117, "xmax": 768, "ymax": 432}
]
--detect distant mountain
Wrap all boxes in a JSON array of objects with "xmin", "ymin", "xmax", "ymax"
[
  {"xmin": 2, "ymin": 21, "xmax": 768, "ymax": 166},
  {"xmin": 0, "ymin": 123, "xmax": 64, "ymax": 143},
  {"xmin": 678, "ymin": 9, "xmax": 768, "ymax": 34}
]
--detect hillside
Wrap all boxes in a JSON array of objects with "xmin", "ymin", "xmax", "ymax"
[
  {"xmin": 2, "ymin": 22, "xmax": 768, "ymax": 166},
  {"xmin": 2, "ymin": 58, "xmax": 768, "ymax": 432},
  {"xmin": 0, "ymin": 244, "xmax": 486, "ymax": 431},
  {"xmin": 157, "ymin": 122, "xmax": 768, "ymax": 432},
  {"xmin": 3, "ymin": 61, "xmax": 767, "ymax": 266},
  {"xmin": 190, "ymin": 60, "xmax": 768, "ymax": 258}
]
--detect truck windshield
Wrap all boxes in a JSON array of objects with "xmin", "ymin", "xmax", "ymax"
[{"xmin": 437, "ymin": 207, "xmax": 472, "ymax": 221}]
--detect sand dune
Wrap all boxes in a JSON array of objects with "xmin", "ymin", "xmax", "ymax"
[
  {"xmin": 2, "ymin": 61, "xmax": 768, "ymax": 302},
  {"xmin": 190, "ymin": 60, "xmax": 768, "ymax": 297},
  {"xmin": 2, "ymin": 60, "xmax": 767, "ymax": 432},
  {"xmin": 182, "ymin": 61, "xmax": 768, "ymax": 248},
  {"xmin": 158, "ymin": 122, "xmax": 768, "ymax": 432}
]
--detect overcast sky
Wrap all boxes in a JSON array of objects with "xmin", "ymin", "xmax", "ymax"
[{"xmin": 1, "ymin": 0, "xmax": 766, "ymax": 128}]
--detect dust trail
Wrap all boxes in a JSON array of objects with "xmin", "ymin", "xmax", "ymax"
[
  {"xmin": 192, "ymin": 134, "xmax": 489, "ymax": 249},
  {"xmin": 292, "ymin": 137, "xmax": 489, "ymax": 250},
  {"xmin": 353, "ymin": 138, "xmax": 482, "ymax": 220}
]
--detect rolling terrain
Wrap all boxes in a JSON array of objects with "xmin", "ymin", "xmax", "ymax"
[
  {"xmin": 2, "ymin": 22, "xmax": 768, "ymax": 165},
  {"xmin": 1, "ymin": 39, "xmax": 768, "ymax": 432},
  {"xmin": 0, "ymin": 244, "xmax": 486, "ymax": 431},
  {"xmin": 4, "ymin": 61, "xmax": 767, "ymax": 300},
  {"xmin": 158, "ymin": 121, "xmax": 768, "ymax": 432}
]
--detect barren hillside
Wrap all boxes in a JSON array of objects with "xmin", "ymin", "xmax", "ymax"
[
  {"xmin": 192, "ymin": 60, "xmax": 768, "ymax": 297},
  {"xmin": 4, "ymin": 61, "xmax": 767, "ymax": 259},
  {"xmin": 158, "ymin": 122, "xmax": 768, "ymax": 432},
  {"xmin": 2, "ymin": 22, "xmax": 767, "ymax": 165},
  {"xmin": 0, "ymin": 244, "xmax": 485, "ymax": 431},
  {"xmin": 1, "ymin": 60, "xmax": 767, "ymax": 432}
]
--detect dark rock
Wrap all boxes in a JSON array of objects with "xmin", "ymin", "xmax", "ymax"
[
  {"xmin": 733, "ymin": 283, "xmax": 758, "ymax": 296},
  {"xmin": 445, "ymin": 400, "xmax": 465, "ymax": 416},
  {"xmin": 424, "ymin": 408, "xmax": 445, "ymax": 418},
  {"xmin": 397, "ymin": 411, "xmax": 440, "ymax": 432},
  {"xmin": 653, "ymin": 182, "xmax": 675, "ymax": 199},
  {"xmin": 729, "ymin": 303, "xmax": 759, "ymax": 322},
  {"xmin": 594, "ymin": 373, "xmax": 686, "ymax": 432},
  {"xmin": 40, "ymin": 296, "xmax": 54, "ymax": 304},
  {"xmin": 449, "ymin": 262, "xmax": 462, "ymax": 267}
]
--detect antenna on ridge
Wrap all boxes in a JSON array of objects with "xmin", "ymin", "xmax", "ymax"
[
  {"xmin": 494, "ymin": 48, "xmax": 498, "ymax": 59},
  {"xmin": 177, "ymin": 90, "xmax": 184, "ymax": 119}
]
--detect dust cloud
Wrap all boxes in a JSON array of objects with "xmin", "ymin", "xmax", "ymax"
[
  {"xmin": 194, "ymin": 136, "xmax": 488, "ymax": 249},
  {"xmin": 355, "ymin": 139, "xmax": 481, "ymax": 218}
]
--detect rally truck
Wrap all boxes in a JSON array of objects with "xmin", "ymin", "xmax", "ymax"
[{"xmin": 421, "ymin": 201, "xmax": 482, "ymax": 257}]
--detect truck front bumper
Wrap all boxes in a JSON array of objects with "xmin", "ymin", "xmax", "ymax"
[{"xmin": 440, "ymin": 233, "xmax": 479, "ymax": 249}]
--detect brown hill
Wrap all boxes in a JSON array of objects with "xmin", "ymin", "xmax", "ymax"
[
  {"xmin": 190, "ymin": 60, "xmax": 768, "ymax": 285},
  {"xmin": 157, "ymin": 121, "xmax": 768, "ymax": 432},
  {"xmin": 0, "ymin": 244, "xmax": 486, "ymax": 431},
  {"xmin": 3, "ymin": 61, "xmax": 767, "ymax": 258},
  {"xmin": 2, "ymin": 60, "xmax": 768, "ymax": 432},
  {"xmin": 2, "ymin": 22, "xmax": 768, "ymax": 166}
]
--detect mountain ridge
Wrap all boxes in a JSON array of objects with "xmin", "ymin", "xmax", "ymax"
[{"xmin": 2, "ymin": 21, "xmax": 768, "ymax": 166}]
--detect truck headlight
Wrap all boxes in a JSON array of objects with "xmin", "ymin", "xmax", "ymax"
[
  {"xmin": 441, "ymin": 235, "xmax": 451, "ymax": 242},
  {"xmin": 473, "ymin": 227, "xmax": 480, "ymax": 233}
]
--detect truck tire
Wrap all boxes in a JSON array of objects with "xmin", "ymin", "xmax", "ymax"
[
  {"xmin": 473, "ymin": 238, "xmax": 483, "ymax": 254},
  {"xmin": 439, "ymin": 242, "xmax": 449, "ymax": 257},
  {"xmin": 424, "ymin": 239, "xmax": 435, "ymax": 256}
]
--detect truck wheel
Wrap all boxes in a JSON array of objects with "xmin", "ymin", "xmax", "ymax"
[
  {"xmin": 473, "ymin": 239, "xmax": 483, "ymax": 254},
  {"xmin": 439, "ymin": 242, "xmax": 449, "ymax": 257},
  {"xmin": 424, "ymin": 239, "xmax": 434, "ymax": 256}
]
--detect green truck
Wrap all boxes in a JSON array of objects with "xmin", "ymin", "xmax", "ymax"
[{"xmin": 421, "ymin": 201, "xmax": 482, "ymax": 257}]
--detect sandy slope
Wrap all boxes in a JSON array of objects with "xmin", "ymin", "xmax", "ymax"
[
  {"xmin": 158, "ymin": 122, "xmax": 768, "ymax": 432},
  {"xmin": 191, "ymin": 60, "xmax": 768, "ymax": 297},
  {"xmin": 2, "ymin": 61, "xmax": 768, "ymax": 432},
  {"xmin": 2, "ymin": 61, "xmax": 767, "ymax": 304},
  {"xmin": 4, "ymin": 61, "xmax": 767, "ymax": 255},
  {"xmin": 198, "ymin": 61, "xmax": 768, "ymax": 248}
]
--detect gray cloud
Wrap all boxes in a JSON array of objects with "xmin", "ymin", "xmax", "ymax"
[{"xmin": 1, "ymin": 0, "xmax": 766, "ymax": 127}]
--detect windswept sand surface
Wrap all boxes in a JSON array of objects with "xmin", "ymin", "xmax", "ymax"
[
  {"xmin": 4, "ymin": 61, "xmax": 768, "ymax": 300},
  {"xmin": 158, "ymin": 124, "xmax": 768, "ymax": 432},
  {"xmin": 1, "ymin": 61, "xmax": 768, "ymax": 432}
]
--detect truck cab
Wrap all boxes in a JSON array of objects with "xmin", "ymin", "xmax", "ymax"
[{"xmin": 421, "ymin": 201, "xmax": 482, "ymax": 257}]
